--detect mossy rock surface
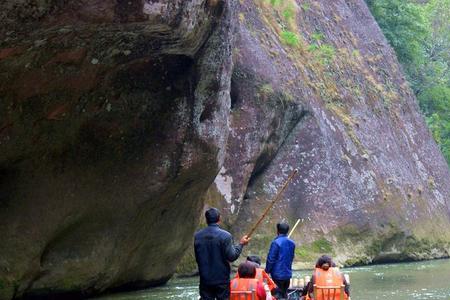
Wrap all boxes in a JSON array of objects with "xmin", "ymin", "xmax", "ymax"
[
  {"xmin": 0, "ymin": 1, "xmax": 237, "ymax": 299},
  {"xmin": 204, "ymin": 0, "xmax": 450, "ymax": 275}
]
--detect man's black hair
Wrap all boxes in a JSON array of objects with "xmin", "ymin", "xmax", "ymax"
[
  {"xmin": 316, "ymin": 255, "xmax": 333, "ymax": 270},
  {"xmin": 205, "ymin": 207, "xmax": 220, "ymax": 224},
  {"xmin": 246, "ymin": 255, "xmax": 262, "ymax": 266},
  {"xmin": 238, "ymin": 262, "xmax": 257, "ymax": 278},
  {"xmin": 277, "ymin": 222, "xmax": 289, "ymax": 235}
]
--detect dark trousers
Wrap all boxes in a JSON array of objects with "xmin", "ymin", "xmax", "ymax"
[
  {"xmin": 274, "ymin": 279, "xmax": 291, "ymax": 299},
  {"xmin": 199, "ymin": 283, "xmax": 230, "ymax": 300}
]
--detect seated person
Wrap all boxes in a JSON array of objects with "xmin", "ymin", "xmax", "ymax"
[
  {"xmin": 235, "ymin": 255, "xmax": 277, "ymax": 292},
  {"xmin": 302, "ymin": 255, "xmax": 349, "ymax": 300},
  {"xmin": 230, "ymin": 262, "xmax": 267, "ymax": 300}
]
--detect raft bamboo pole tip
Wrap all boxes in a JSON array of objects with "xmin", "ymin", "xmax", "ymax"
[{"xmin": 245, "ymin": 169, "xmax": 299, "ymax": 238}]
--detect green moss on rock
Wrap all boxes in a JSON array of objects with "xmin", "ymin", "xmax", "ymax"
[
  {"xmin": 0, "ymin": 279, "xmax": 15, "ymax": 300},
  {"xmin": 176, "ymin": 248, "xmax": 198, "ymax": 276},
  {"xmin": 295, "ymin": 238, "xmax": 333, "ymax": 262},
  {"xmin": 343, "ymin": 256, "xmax": 371, "ymax": 267}
]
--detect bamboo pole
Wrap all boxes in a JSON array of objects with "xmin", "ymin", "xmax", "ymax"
[
  {"xmin": 246, "ymin": 169, "xmax": 298, "ymax": 238},
  {"xmin": 344, "ymin": 274, "xmax": 350, "ymax": 284},
  {"xmin": 288, "ymin": 218, "xmax": 301, "ymax": 238}
]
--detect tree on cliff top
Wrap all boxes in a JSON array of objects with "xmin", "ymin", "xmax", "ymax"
[{"xmin": 368, "ymin": 0, "xmax": 450, "ymax": 166}]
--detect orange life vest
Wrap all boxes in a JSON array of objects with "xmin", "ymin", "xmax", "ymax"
[
  {"xmin": 230, "ymin": 278, "xmax": 262, "ymax": 300},
  {"xmin": 255, "ymin": 268, "xmax": 263, "ymax": 281},
  {"xmin": 235, "ymin": 268, "xmax": 277, "ymax": 291},
  {"xmin": 313, "ymin": 267, "xmax": 348, "ymax": 300}
]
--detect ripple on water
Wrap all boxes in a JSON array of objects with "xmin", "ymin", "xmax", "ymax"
[{"xmin": 92, "ymin": 259, "xmax": 450, "ymax": 300}]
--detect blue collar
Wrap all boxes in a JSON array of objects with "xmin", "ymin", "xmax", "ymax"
[{"xmin": 208, "ymin": 223, "xmax": 219, "ymax": 227}]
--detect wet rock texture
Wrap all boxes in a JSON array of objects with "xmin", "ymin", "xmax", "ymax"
[
  {"xmin": 0, "ymin": 0, "xmax": 235, "ymax": 299},
  {"xmin": 1, "ymin": 0, "xmax": 450, "ymax": 299},
  {"xmin": 208, "ymin": 0, "xmax": 450, "ymax": 268}
]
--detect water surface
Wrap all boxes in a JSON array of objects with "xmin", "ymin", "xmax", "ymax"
[{"xmin": 95, "ymin": 259, "xmax": 450, "ymax": 299}]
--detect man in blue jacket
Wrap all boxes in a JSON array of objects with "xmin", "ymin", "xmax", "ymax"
[
  {"xmin": 194, "ymin": 208, "xmax": 250, "ymax": 299},
  {"xmin": 265, "ymin": 222, "xmax": 295, "ymax": 299}
]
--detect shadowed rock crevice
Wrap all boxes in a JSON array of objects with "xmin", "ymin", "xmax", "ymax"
[
  {"xmin": 0, "ymin": 167, "xmax": 19, "ymax": 209},
  {"xmin": 209, "ymin": 62, "xmax": 308, "ymax": 221},
  {"xmin": 246, "ymin": 107, "xmax": 309, "ymax": 192},
  {"xmin": 229, "ymin": 70, "xmax": 241, "ymax": 111}
]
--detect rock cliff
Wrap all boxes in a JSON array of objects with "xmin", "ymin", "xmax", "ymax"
[
  {"xmin": 0, "ymin": 0, "xmax": 235, "ymax": 298},
  {"xmin": 1, "ymin": 0, "xmax": 449, "ymax": 299},
  {"xmin": 209, "ymin": 0, "xmax": 450, "ymax": 268}
]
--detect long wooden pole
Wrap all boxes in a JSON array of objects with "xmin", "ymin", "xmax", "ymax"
[
  {"xmin": 288, "ymin": 218, "xmax": 301, "ymax": 238},
  {"xmin": 246, "ymin": 169, "xmax": 298, "ymax": 238}
]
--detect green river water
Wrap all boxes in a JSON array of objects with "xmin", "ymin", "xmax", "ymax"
[{"xmin": 95, "ymin": 259, "xmax": 450, "ymax": 300}]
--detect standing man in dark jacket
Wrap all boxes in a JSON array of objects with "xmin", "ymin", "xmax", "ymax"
[
  {"xmin": 194, "ymin": 208, "xmax": 250, "ymax": 299},
  {"xmin": 265, "ymin": 222, "xmax": 295, "ymax": 299}
]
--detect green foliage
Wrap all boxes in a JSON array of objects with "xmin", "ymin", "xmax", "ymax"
[
  {"xmin": 351, "ymin": 49, "xmax": 360, "ymax": 58},
  {"xmin": 260, "ymin": 83, "xmax": 274, "ymax": 95},
  {"xmin": 344, "ymin": 257, "xmax": 370, "ymax": 266},
  {"xmin": 307, "ymin": 43, "xmax": 336, "ymax": 66},
  {"xmin": 307, "ymin": 31, "xmax": 335, "ymax": 65},
  {"xmin": 281, "ymin": 91, "xmax": 295, "ymax": 102},
  {"xmin": 312, "ymin": 238, "xmax": 333, "ymax": 252},
  {"xmin": 420, "ymin": 85, "xmax": 450, "ymax": 116},
  {"xmin": 295, "ymin": 246, "xmax": 315, "ymax": 260},
  {"xmin": 311, "ymin": 32, "xmax": 325, "ymax": 42},
  {"xmin": 295, "ymin": 238, "xmax": 334, "ymax": 260},
  {"xmin": 317, "ymin": 44, "xmax": 336, "ymax": 62},
  {"xmin": 280, "ymin": 30, "xmax": 300, "ymax": 47},
  {"xmin": 282, "ymin": 5, "xmax": 295, "ymax": 20},
  {"xmin": 369, "ymin": 0, "xmax": 428, "ymax": 65},
  {"xmin": 426, "ymin": 113, "xmax": 450, "ymax": 162},
  {"xmin": 269, "ymin": 0, "xmax": 283, "ymax": 6},
  {"xmin": 368, "ymin": 0, "xmax": 450, "ymax": 166},
  {"xmin": 301, "ymin": 3, "xmax": 311, "ymax": 11}
]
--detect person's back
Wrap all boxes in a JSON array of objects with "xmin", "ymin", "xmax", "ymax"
[
  {"xmin": 230, "ymin": 262, "xmax": 266, "ymax": 300},
  {"xmin": 230, "ymin": 278, "xmax": 260, "ymax": 300},
  {"xmin": 306, "ymin": 255, "xmax": 349, "ymax": 300},
  {"xmin": 235, "ymin": 255, "xmax": 277, "ymax": 293},
  {"xmin": 265, "ymin": 223, "xmax": 295, "ymax": 299},
  {"xmin": 194, "ymin": 208, "xmax": 250, "ymax": 300},
  {"xmin": 313, "ymin": 267, "xmax": 346, "ymax": 300},
  {"xmin": 267, "ymin": 235, "xmax": 295, "ymax": 278},
  {"xmin": 194, "ymin": 224, "xmax": 238, "ymax": 285}
]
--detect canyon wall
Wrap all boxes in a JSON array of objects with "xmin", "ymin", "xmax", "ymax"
[
  {"xmin": 207, "ymin": 0, "xmax": 450, "ymax": 267},
  {"xmin": 1, "ymin": 0, "xmax": 450, "ymax": 299},
  {"xmin": 0, "ymin": 0, "xmax": 235, "ymax": 298}
]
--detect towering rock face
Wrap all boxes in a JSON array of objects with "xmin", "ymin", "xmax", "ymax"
[
  {"xmin": 1, "ymin": 0, "xmax": 450, "ymax": 299},
  {"xmin": 208, "ymin": 0, "xmax": 450, "ymax": 267},
  {"xmin": 0, "ymin": 0, "xmax": 235, "ymax": 299}
]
